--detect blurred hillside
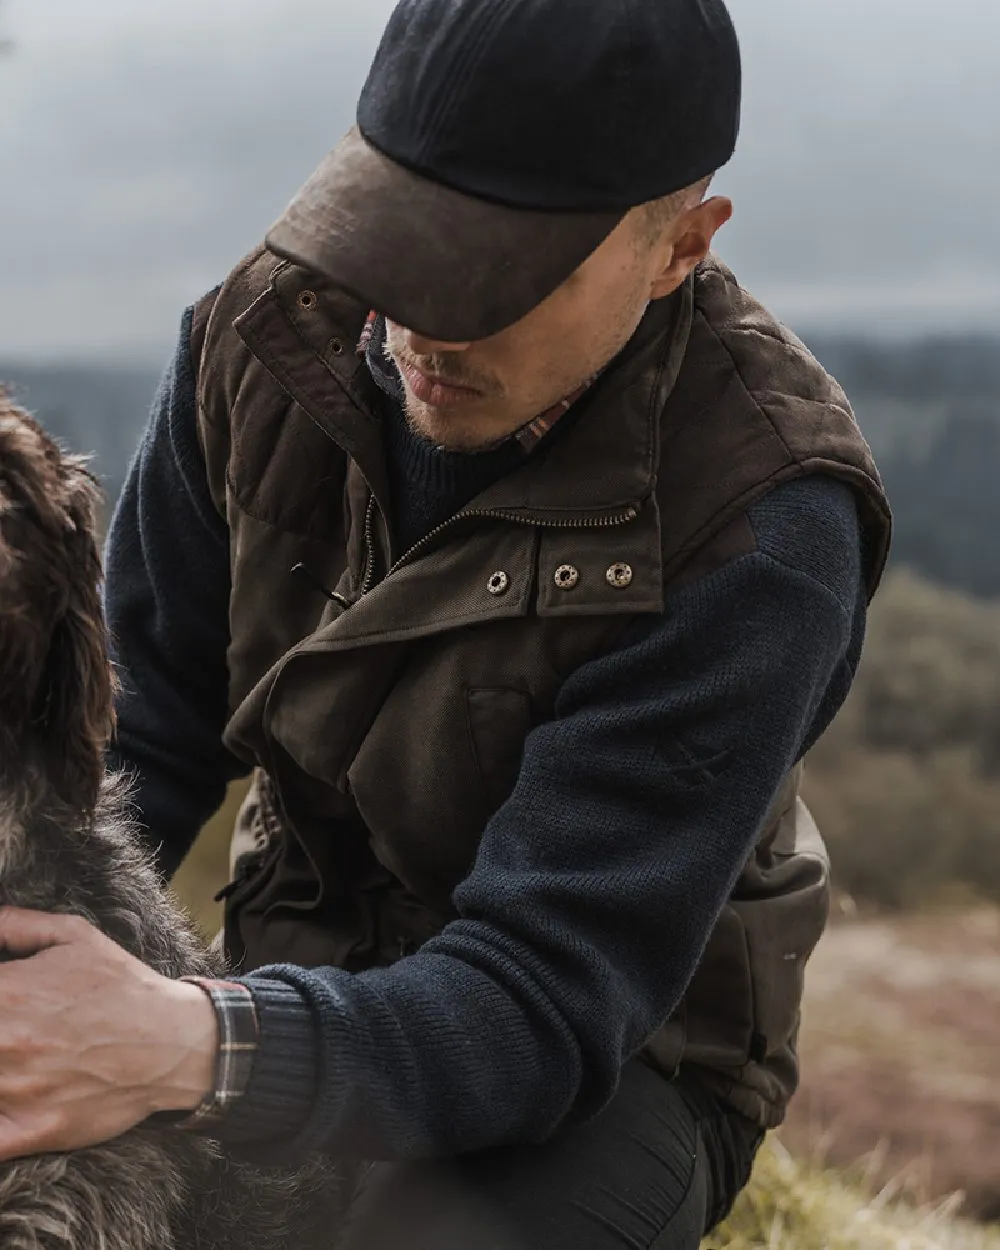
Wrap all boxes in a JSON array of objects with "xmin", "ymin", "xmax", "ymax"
[
  {"xmin": 781, "ymin": 906, "xmax": 1000, "ymax": 1223},
  {"xmin": 805, "ymin": 568, "xmax": 1000, "ymax": 910},
  {"xmin": 3, "ymin": 331, "xmax": 999, "ymax": 595}
]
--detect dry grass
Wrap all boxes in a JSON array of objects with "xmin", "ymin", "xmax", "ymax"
[
  {"xmin": 781, "ymin": 908, "xmax": 1000, "ymax": 1221},
  {"xmin": 706, "ymin": 1138, "xmax": 1000, "ymax": 1250}
]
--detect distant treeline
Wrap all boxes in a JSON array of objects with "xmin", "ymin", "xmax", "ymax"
[
  {"xmin": 3, "ymin": 332, "xmax": 1000, "ymax": 595},
  {"xmin": 806, "ymin": 334, "xmax": 1000, "ymax": 403},
  {"xmin": 0, "ymin": 362, "xmax": 159, "ymax": 512},
  {"xmin": 873, "ymin": 408, "xmax": 1000, "ymax": 598},
  {"xmin": 807, "ymin": 335, "xmax": 1000, "ymax": 599}
]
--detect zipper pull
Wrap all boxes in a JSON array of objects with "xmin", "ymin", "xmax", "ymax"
[{"xmin": 290, "ymin": 563, "xmax": 352, "ymax": 608}]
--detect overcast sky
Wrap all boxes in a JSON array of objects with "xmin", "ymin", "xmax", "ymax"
[{"xmin": 1, "ymin": 0, "xmax": 998, "ymax": 363}]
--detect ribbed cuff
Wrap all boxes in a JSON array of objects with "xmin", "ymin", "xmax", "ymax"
[{"xmin": 209, "ymin": 976, "xmax": 320, "ymax": 1152}]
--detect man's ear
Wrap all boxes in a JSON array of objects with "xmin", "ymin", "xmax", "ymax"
[{"xmin": 649, "ymin": 196, "xmax": 733, "ymax": 299}]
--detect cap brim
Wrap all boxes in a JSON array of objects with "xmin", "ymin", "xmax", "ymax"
[{"xmin": 266, "ymin": 128, "xmax": 626, "ymax": 342}]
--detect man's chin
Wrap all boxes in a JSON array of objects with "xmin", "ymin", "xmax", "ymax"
[{"xmin": 403, "ymin": 396, "xmax": 519, "ymax": 453}]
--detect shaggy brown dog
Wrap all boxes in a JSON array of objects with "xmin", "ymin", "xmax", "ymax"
[{"xmin": 0, "ymin": 392, "xmax": 345, "ymax": 1249}]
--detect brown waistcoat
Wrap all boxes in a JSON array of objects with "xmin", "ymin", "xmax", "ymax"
[{"xmin": 191, "ymin": 248, "xmax": 891, "ymax": 1130}]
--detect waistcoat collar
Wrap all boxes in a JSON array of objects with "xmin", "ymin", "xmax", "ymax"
[{"xmin": 232, "ymin": 259, "xmax": 693, "ymax": 527}]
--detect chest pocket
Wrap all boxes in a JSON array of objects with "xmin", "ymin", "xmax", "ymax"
[
  {"xmin": 342, "ymin": 615, "xmax": 628, "ymax": 909},
  {"xmin": 466, "ymin": 686, "xmax": 535, "ymax": 815},
  {"xmin": 347, "ymin": 666, "xmax": 541, "ymax": 910}
]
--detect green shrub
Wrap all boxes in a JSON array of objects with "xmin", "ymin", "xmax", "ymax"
[{"xmin": 806, "ymin": 569, "xmax": 1000, "ymax": 909}]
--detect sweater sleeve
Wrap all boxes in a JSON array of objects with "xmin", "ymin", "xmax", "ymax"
[
  {"xmin": 103, "ymin": 306, "xmax": 248, "ymax": 880},
  {"xmin": 217, "ymin": 475, "xmax": 866, "ymax": 1163}
]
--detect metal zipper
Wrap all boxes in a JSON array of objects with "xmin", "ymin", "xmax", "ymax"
[
  {"xmin": 336, "ymin": 435, "xmax": 641, "ymax": 598},
  {"xmin": 359, "ymin": 491, "xmax": 379, "ymax": 595},
  {"xmin": 378, "ymin": 504, "xmax": 641, "ymax": 584}
]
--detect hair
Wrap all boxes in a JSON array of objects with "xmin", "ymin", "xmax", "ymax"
[
  {"xmin": 0, "ymin": 389, "xmax": 345, "ymax": 1250},
  {"xmin": 633, "ymin": 174, "xmax": 715, "ymax": 250},
  {"xmin": 0, "ymin": 399, "xmax": 112, "ymax": 820}
]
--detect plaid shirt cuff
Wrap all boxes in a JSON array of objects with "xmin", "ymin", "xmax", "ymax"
[{"xmin": 173, "ymin": 977, "xmax": 259, "ymax": 1131}]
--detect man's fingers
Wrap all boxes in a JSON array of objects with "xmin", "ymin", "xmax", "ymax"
[
  {"xmin": 0, "ymin": 908, "xmax": 92, "ymax": 956},
  {"xmin": 0, "ymin": 1110, "xmax": 65, "ymax": 1163}
]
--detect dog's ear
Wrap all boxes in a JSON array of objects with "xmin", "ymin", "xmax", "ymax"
[
  {"xmin": 0, "ymin": 398, "xmax": 114, "ymax": 813},
  {"xmin": 0, "ymin": 407, "xmax": 53, "ymax": 731},
  {"xmin": 34, "ymin": 456, "xmax": 115, "ymax": 813}
]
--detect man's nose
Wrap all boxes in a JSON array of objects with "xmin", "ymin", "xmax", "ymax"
[{"xmin": 402, "ymin": 327, "xmax": 473, "ymax": 355}]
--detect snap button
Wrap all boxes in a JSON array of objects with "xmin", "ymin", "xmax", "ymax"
[
  {"xmin": 298, "ymin": 289, "xmax": 318, "ymax": 311},
  {"xmin": 554, "ymin": 564, "xmax": 580, "ymax": 591},
  {"xmin": 487, "ymin": 571, "xmax": 510, "ymax": 597},
  {"xmin": 606, "ymin": 562, "xmax": 634, "ymax": 589}
]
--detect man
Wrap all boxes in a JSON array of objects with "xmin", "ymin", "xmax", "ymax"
[{"xmin": 0, "ymin": 0, "xmax": 890, "ymax": 1245}]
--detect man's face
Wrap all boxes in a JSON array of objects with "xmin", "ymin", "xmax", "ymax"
[{"xmin": 384, "ymin": 197, "xmax": 731, "ymax": 451}]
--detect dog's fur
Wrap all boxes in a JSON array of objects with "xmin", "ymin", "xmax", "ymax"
[{"xmin": 0, "ymin": 393, "xmax": 346, "ymax": 1249}]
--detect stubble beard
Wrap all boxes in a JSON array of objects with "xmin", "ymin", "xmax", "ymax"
[
  {"xmin": 386, "ymin": 292, "xmax": 653, "ymax": 453},
  {"xmin": 398, "ymin": 389, "xmax": 513, "ymax": 452},
  {"xmin": 385, "ymin": 340, "xmax": 514, "ymax": 452}
]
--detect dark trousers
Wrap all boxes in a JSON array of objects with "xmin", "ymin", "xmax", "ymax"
[{"xmin": 334, "ymin": 1060, "xmax": 763, "ymax": 1249}]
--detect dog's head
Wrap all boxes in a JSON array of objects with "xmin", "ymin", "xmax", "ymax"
[{"xmin": 0, "ymin": 391, "xmax": 112, "ymax": 816}]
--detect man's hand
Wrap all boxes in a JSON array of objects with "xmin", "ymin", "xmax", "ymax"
[{"xmin": 0, "ymin": 908, "xmax": 218, "ymax": 1161}]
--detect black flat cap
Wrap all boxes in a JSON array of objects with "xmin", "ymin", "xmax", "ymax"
[{"xmin": 268, "ymin": 0, "xmax": 741, "ymax": 341}]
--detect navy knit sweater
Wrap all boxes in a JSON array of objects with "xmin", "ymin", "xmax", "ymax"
[{"xmin": 105, "ymin": 308, "xmax": 866, "ymax": 1162}]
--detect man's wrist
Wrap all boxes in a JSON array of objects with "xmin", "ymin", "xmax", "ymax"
[{"xmin": 141, "ymin": 978, "xmax": 218, "ymax": 1116}]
